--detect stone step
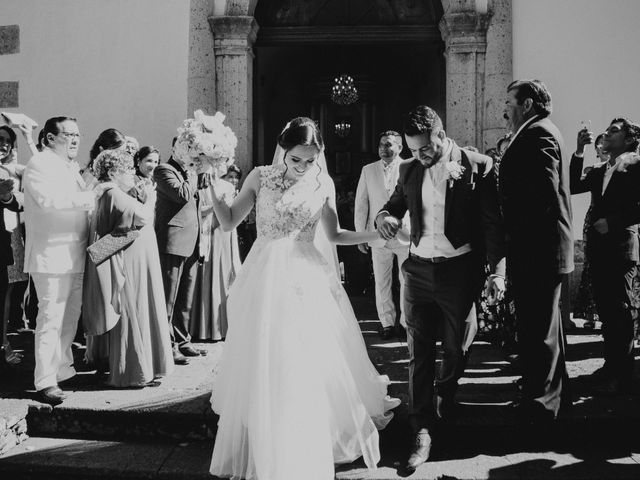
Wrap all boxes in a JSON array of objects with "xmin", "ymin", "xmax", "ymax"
[
  {"xmin": 3, "ymin": 342, "xmax": 224, "ymax": 442},
  {"xmin": 0, "ymin": 399, "xmax": 29, "ymax": 455},
  {"xmin": 2, "ymin": 435, "xmax": 640, "ymax": 480},
  {"xmin": 7, "ymin": 332, "xmax": 640, "ymax": 445}
]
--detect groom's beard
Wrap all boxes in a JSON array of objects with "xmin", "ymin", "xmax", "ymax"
[{"xmin": 418, "ymin": 153, "xmax": 441, "ymax": 169}]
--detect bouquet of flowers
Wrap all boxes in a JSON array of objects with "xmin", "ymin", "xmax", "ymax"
[{"xmin": 173, "ymin": 110, "xmax": 237, "ymax": 172}]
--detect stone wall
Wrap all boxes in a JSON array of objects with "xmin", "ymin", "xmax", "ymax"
[{"xmin": 0, "ymin": 25, "xmax": 20, "ymax": 108}]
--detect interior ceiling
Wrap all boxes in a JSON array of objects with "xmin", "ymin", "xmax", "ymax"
[{"xmin": 254, "ymin": 0, "xmax": 444, "ymax": 27}]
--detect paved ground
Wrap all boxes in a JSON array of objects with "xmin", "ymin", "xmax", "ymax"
[{"xmin": 1, "ymin": 295, "xmax": 639, "ymax": 479}]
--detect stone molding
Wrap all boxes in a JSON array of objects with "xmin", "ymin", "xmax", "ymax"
[
  {"xmin": 439, "ymin": 11, "xmax": 490, "ymax": 54},
  {"xmin": 208, "ymin": 15, "xmax": 259, "ymax": 57},
  {"xmin": 256, "ymin": 25, "xmax": 443, "ymax": 46}
]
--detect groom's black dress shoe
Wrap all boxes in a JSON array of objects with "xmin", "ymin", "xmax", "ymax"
[
  {"xmin": 435, "ymin": 395, "xmax": 456, "ymax": 421},
  {"xmin": 406, "ymin": 430, "xmax": 432, "ymax": 471},
  {"xmin": 396, "ymin": 325, "xmax": 407, "ymax": 340},
  {"xmin": 37, "ymin": 386, "xmax": 67, "ymax": 406},
  {"xmin": 379, "ymin": 326, "xmax": 395, "ymax": 340}
]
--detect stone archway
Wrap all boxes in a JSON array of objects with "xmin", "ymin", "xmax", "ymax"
[{"xmin": 195, "ymin": 0, "xmax": 511, "ymax": 173}]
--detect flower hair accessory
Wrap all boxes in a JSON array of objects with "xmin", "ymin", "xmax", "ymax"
[{"xmin": 173, "ymin": 110, "xmax": 237, "ymax": 171}]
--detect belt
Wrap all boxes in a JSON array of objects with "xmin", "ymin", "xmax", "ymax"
[{"xmin": 409, "ymin": 253, "xmax": 450, "ymax": 264}]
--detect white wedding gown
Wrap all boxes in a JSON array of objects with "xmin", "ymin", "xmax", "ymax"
[{"xmin": 210, "ymin": 165, "xmax": 394, "ymax": 480}]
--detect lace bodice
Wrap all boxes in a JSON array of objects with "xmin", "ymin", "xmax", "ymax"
[{"xmin": 255, "ymin": 165, "xmax": 328, "ymax": 242}]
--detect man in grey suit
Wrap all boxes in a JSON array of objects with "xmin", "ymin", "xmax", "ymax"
[{"xmin": 154, "ymin": 156, "xmax": 208, "ymax": 365}]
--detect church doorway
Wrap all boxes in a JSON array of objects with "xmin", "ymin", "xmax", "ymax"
[{"xmin": 252, "ymin": 0, "xmax": 445, "ymax": 293}]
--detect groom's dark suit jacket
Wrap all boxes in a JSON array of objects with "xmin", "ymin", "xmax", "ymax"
[{"xmin": 380, "ymin": 142, "xmax": 506, "ymax": 276}]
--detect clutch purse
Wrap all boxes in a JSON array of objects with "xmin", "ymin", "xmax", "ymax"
[{"xmin": 87, "ymin": 230, "xmax": 140, "ymax": 265}]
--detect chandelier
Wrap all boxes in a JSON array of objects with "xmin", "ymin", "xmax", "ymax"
[
  {"xmin": 334, "ymin": 121, "xmax": 351, "ymax": 138},
  {"xmin": 331, "ymin": 74, "xmax": 359, "ymax": 106}
]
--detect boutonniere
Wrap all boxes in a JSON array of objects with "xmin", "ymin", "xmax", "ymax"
[
  {"xmin": 615, "ymin": 152, "xmax": 640, "ymax": 173},
  {"xmin": 445, "ymin": 161, "xmax": 465, "ymax": 189}
]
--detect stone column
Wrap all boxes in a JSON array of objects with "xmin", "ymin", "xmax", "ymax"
[
  {"xmin": 439, "ymin": 10, "xmax": 490, "ymax": 149},
  {"xmin": 208, "ymin": 15, "xmax": 258, "ymax": 175},
  {"xmin": 188, "ymin": 0, "xmax": 216, "ymax": 116},
  {"xmin": 482, "ymin": 0, "xmax": 512, "ymax": 151}
]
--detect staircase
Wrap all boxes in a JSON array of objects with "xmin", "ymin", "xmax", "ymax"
[{"xmin": 1, "ymin": 298, "xmax": 640, "ymax": 479}]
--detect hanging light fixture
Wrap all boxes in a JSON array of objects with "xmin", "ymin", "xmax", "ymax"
[
  {"xmin": 334, "ymin": 121, "xmax": 351, "ymax": 138},
  {"xmin": 331, "ymin": 74, "xmax": 359, "ymax": 106}
]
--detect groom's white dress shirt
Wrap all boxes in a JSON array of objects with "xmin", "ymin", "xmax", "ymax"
[{"xmin": 410, "ymin": 139, "xmax": 472, "ymax": 259}]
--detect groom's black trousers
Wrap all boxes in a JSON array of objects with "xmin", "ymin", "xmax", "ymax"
[{"xmin": 402, "ymin": 251, "xmax": 483, "ymax": 433}]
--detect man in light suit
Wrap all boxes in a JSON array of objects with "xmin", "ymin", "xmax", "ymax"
[
  {"xmin": 355, "ymin": 130, "xmax": 409, "ymax": 340},
  {"xmin": 23, "ymin": 117, "xmax": 106, "ymax": 405},
  {"xmin": 377, "ymin": 106, "xmax": 506, "ymax": 470}
]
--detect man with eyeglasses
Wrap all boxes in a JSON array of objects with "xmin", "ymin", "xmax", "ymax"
[
  {"xmin": 355, "ymin": 130, "xmax": 410, "ymax": 340},
  {"xmin": 23, "ymin": 116, "xmax": 109, "ymax": 405}
]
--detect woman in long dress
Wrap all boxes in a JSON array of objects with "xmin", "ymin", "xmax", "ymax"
[
  {"xmin": 208, "ymin": 118, "xmax": 399, "ymax": 480},
  {"xmin": 189, "ymin": 177, "xmax": 241, "ymax": 341},
  {"xmin": 82, "ymin": 149, "xmax": 173, "ymax": 388}
]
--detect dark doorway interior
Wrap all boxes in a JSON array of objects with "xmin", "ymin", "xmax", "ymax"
[{"xmin": 254, "ymin": 42, "xmax": 444, "ymax": 294}]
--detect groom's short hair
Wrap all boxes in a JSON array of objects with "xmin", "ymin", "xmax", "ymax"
[{"xmin": 404, "ymin": 106, "xmax": 443, "ymax": 137}]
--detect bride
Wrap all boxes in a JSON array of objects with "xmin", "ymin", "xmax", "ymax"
[{"xmin": 208, "ymin": 117, "xmax": 400, "ymax": 480}]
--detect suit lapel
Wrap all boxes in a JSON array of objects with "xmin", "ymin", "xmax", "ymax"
[
  {"xmin": 415, "ymin": 162, "xmax": 425, "ymax": 213},
  {"xmin": 592, "ymin": 165, "xmax": 606, "ymax": 202},
  {"xmin": 374, "ymin": 160, "xmax": 386, "ymax": 195},
  {"xmin": 602, "ymin": 168, "xmax": 623, "ymax": 201},
  {"xmin": 445, "ymin": 145, "xmax": 468, "ymax": 226}
]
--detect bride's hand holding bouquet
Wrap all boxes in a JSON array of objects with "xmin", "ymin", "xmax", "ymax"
[{"xmin": 172, "ymin": 110, "xmax": 237, "ymax": 177}]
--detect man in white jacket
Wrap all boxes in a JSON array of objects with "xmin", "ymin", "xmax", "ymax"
[
  {"xmin": 23, "ymin": 117, "xmax": 104, "ymax": 405},
  {"xmin": 354, "ymin": 131, "xmax": 409, "ymax": 340}
]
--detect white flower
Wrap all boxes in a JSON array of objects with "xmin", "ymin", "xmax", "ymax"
[
  {"xmin": 445, "ymin": 161, "xmax": 465, "ymax": 181},
  {"xmin": 173, "ymin": 110, "xmax": 238, "ymax": 170}
]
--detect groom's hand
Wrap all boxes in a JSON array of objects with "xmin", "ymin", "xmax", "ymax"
[
  {"xmin": 357, "ymin": 243, "xmax": 369, "ymax": 254},
  {"xmin": 484, "ymin": 275, "xmax": 506, "ymax": 306},
  {"xmin": 376, "ymin": 214, "xmax": 400, "ymax": 240}
]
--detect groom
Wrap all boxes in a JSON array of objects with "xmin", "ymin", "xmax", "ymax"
[{"xmin": 377, "ymin": 106, "xmax": 506, "ymax": 470}]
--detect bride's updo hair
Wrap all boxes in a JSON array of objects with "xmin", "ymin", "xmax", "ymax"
[{"xmin": 277, "ymin": 117, "xmax": 324, "ymax": 152}]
